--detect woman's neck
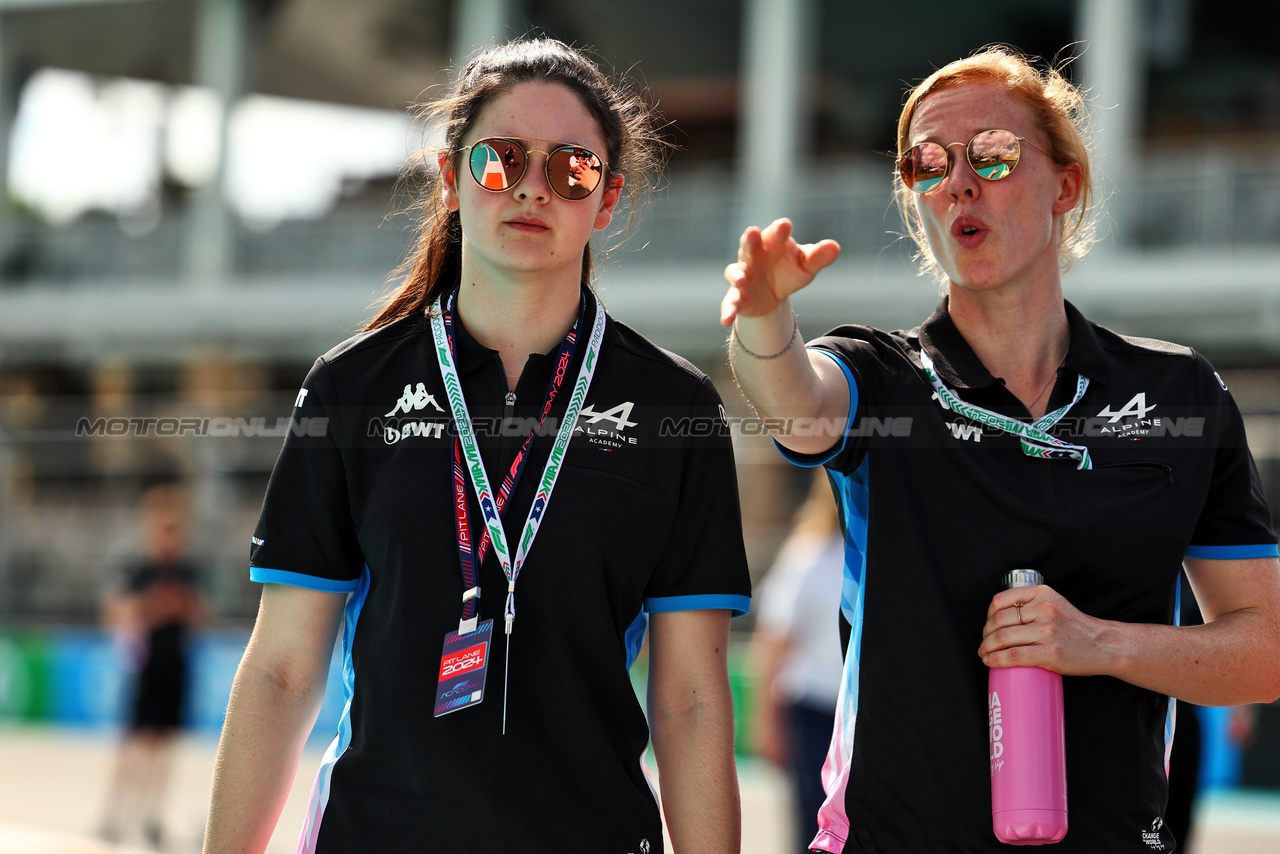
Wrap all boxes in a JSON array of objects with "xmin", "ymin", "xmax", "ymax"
[
  {"xmin": 454, "ymin": 277, "xmax": 584, "ymax": 388},
  {"xmin": 947, "ymin": 281, "xmax": 1070, "ymax": 417}
]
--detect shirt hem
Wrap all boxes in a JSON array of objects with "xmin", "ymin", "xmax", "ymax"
[
  {"xmin": 249, "ymin": 566, "xmax": 361, "ymax": 593},
  {"xmin": 1184, "ymin": 544, "xmax": 1279, "ymax": 559},
  {"xmin": 644, "ymin": 593, "xmax": 750, "ymax": 617}
]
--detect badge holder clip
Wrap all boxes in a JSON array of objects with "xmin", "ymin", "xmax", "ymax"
[{"xmin": 458, "ymin": 586, "xmax": 481, "ymax": 636}]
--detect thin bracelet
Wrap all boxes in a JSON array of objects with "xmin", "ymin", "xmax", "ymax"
[{"xmin": 732, "ymin": 313, "xmax": 799, "ymax": 360}]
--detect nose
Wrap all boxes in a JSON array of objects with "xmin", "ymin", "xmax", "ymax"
[
  {"xmin": 945, "ymin": 144, "xmax": 981, "ymax": 199},
  {"xmin": 515, "ymin": 153, "xmax": 552, "ymax": 203}
]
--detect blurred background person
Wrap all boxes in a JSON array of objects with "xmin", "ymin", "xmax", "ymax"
[
  {"xmin": 99, "ymin": 481, "xmax": 205, "ymax": 849},
  {"xmin": 751, "ymin": 472, "xmax": 844, "ymax": 854}
]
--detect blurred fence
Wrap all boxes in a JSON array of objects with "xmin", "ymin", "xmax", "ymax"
[
  {"xmin": 0, "ymin": 626, "xmax": 766, "ymax": 757},
  {"xmin": 3, "ymin": 150, "xmax": 1280, "ymax": 289},
  {"xmin": 0, "ymin": 626, "xmax": 344, "ymax": 741}
]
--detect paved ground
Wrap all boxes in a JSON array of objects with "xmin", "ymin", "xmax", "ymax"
[{"xmin": 1, "ymin": 725, "xmax": 1276, "ymax": 853}]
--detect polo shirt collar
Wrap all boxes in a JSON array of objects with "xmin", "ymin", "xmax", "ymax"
[
  {"xmin": 450, "ymin": 287, "xmax": 597, "ymax": 378},
  {"xmin": 918, "ymin": 297, "xmax": 1112, "ymax": 389}
]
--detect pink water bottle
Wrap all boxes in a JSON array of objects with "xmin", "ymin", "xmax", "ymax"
[{"xmin": 989, "ymin": 569, "xmax": 1068, "ymax": 845}]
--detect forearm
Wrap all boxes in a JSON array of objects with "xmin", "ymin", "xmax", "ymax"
[
  {"xmin": 203, "ymin": 649, "xmax": 327, "ymax": 853},
  {"xmin": 1097, "ymin": 610, "xmax": 1280, "ymax": 706},
  {"xmin": 650, "ymin": 678, "xmax": 741, "ymax": 854},
  {"xmin": 730, "ymin": 301, "xmax": 844, "ymax": 454}
]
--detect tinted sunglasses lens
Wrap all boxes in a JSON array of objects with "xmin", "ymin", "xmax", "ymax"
[
  {"xmin": 968, "ymin": 130, "xmax": 1019, "ymax": 180},
  {"xmin": 902, "ymin": 142, "xmax": 948, "ymax": 193},
  {"xmin": 469, "ymin": 140, "xmax": 526, "ymax": 190},
  {"xmin": 548, "ymin": 146, "xmax": 603, "ymax": 200}
]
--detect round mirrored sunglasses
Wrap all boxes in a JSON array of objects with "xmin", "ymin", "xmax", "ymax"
[
  {"xmin": 459, "ymin": 137, "xmax": 608, "ymax": 201},
  {"xmin": 898, "ymin": 129, "xmax": 1050, "ymax": 194}
]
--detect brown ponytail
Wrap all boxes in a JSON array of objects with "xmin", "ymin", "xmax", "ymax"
[{"xmin": 366, "ymin": 38, "xmax": 667, "ymax": 331}]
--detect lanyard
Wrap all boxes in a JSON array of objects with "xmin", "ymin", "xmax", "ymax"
[
  {"xmin": 918, "ymin": 348, "xmax": 1093, "ymax": 470},
  {"xmin": 431, "ymin": 288, "xmax": 605, "ymax": 637},
  {"xmin": 446, "ymin": 293, "xmax": 583, "ymax": 630}
]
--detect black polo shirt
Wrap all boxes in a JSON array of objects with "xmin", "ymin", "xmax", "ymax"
[
  {"xmin": 248, "ymin": 295, "xmax": 751, "ymax": 854},
  {"xmin": 781, "ymin": 299, "xmax": 1277, "ymax": 854}
]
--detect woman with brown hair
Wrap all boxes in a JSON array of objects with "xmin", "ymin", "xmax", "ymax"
[{"xmin": 205, "ymin": 38, "xmax": 750, "ymax": 854}]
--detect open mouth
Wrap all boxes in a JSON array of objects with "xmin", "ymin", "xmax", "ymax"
[{"xmin": 951, "ymin": 216, "xmax": 988, "ymax": 242}]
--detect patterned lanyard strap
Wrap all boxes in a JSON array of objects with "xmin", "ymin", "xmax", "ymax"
[
  {"xmin": 431, "ymin": 289, "xmax": 606, "ymax": 635},
  {"xmin": 445, "ymin": 292, "xmax": 583, "ymax": 628},
  {"xmin": 918, "ymin": 348, "xmax": 1093, "ymax": 471}
]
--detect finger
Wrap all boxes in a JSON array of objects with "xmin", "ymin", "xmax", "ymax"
[
  {"xmin": 978, "ymin": 623, "xmax": 1036, "ymax": 659},
  {"xmin": 766, "ymin": 217, "xmax": 794, "ymax": 244},
  {"xmin": 799, "ymin": 239, "xmax": 842, "ymax": 274},
  {"xmin": 738, "ymin": 226, "xmax": 763, "ymax": 264},
  {"xmin": 723, "ymin": 261, "xmax": 747, "ymax": 288},
  {"xmin": 980, "ymin": 606, "xmax": 1022, "ymax": 641},
  {"xmin": 720, "ymin": 284, "xmax": 742, "ymax": 326},
  {"xmin": 759, "ymin": 219, "xmax": 795, "ymax": 260},
  {"xmin": 986, "ymin": 586, "xmax": 1042, "ymax": 619}
]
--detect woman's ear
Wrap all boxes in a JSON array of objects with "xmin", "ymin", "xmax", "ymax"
[
  {"xmin": 594, "ymin": 173, "xmax": 625, "ymax": 231},
  {"xmin": 440, "ymin": 153, "xmax": 460, "ymax": 212},
  {"xmin": 1052, "ymin": 164, "xmax": 1083, "ymax": 215}
]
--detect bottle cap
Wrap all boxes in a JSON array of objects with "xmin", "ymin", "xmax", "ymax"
[{"xmin": 1003, "ymin": 568, "xmax": 1043, "ymax": 589}]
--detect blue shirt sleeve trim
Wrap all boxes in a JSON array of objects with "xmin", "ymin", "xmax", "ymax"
[
  {"xmin": 773, "ymin": 348, "xmax": 858, "ymax": 468},
  {"xmin": 250, "ymin": 566, "xmax": 361, "ymax": 593},
  {"xmin": 644, "ymin": 593, "xmax": 751, "ymax": 618},
  {"xmin": 1185, "ymin": 544, "xmax": 1280, "ymax": 560}
]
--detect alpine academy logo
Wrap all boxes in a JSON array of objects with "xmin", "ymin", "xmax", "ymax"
[
  {"xmin": 1099, "ymin": 392, "xmax": 1156, "ymax": 423},
  {"xmin": 577, "ymin": 401, "xmax": 638, "ymax": 449},
  {"xmin": 386, "ymin": 382, "xmax": 444, "ymax": 417},
  {"xmin": 579, "ymin": 401, "xmax": 638, "ymax": 431}
]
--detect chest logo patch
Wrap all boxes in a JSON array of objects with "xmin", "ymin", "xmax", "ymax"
[
  {"xmin": 386, "ymin": 382, "xmax": 444, "ymax": 417},
  {"xmin": 1099, "ymin": 392, "xmax": 1156, "ymax": 423},
  {"xmin": 577, "ymin": 401, "xmax": 639, "ymax": 448}
]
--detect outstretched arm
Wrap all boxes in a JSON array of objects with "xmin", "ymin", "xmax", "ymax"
[
  {"xmin": 204, "ymin": 583, "xmax": 346, "ymax": 854},
  {"xmin": 722, "ymin": 219, "xmax": 849, "ymax": 455},
  {"xmin": 978, "ymin": 556, "xmax": 1280, "ymax": 706},
  {"xmin": 648, "ymin": 608, "xmax": 740, "ymax": 854}
]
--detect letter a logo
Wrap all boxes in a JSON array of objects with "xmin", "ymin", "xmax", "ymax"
[
  {"xmin": 1099, "ymin": 392, "xmax": 1156, "ymax": 423},
  {"xmin": 579, "ymin": 401, "xmax": 638, "ymax": 431}
]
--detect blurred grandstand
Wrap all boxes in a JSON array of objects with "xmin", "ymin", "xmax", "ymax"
[{"xmin": 0, "ymin": 1, "xmax": 1279, "ymax": 850}]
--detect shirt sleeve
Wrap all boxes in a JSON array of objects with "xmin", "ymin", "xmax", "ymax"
[
  {"xmin": 643, "ymin": 376, "xmax": 752, "ymax": 617},
  {"xmin": 249, "ymin": 358, "xmax": 364, "ymax": 592},
  {"xmin": 774, "ymin": 327, "xmax": 896, "ymax": 476},
  {"xmin": 1186, "ymin": 355, "xmax": 1279, "ymax": 560}
]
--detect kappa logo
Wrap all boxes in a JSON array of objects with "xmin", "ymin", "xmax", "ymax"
[
  {"xmin": 627, "ymin": 839, "xmax": 650, "ymax": 854},
  {"xmin": 386, "ymin": 382, "xmax": 444, "ymax": 417},
  {"xmin": 1099, "ymin": 392, "xmax": 1157, "ymax": 423},
  {"xmin": 579, "ymin": 401, "xmax": 638, "ymax": 431}
]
